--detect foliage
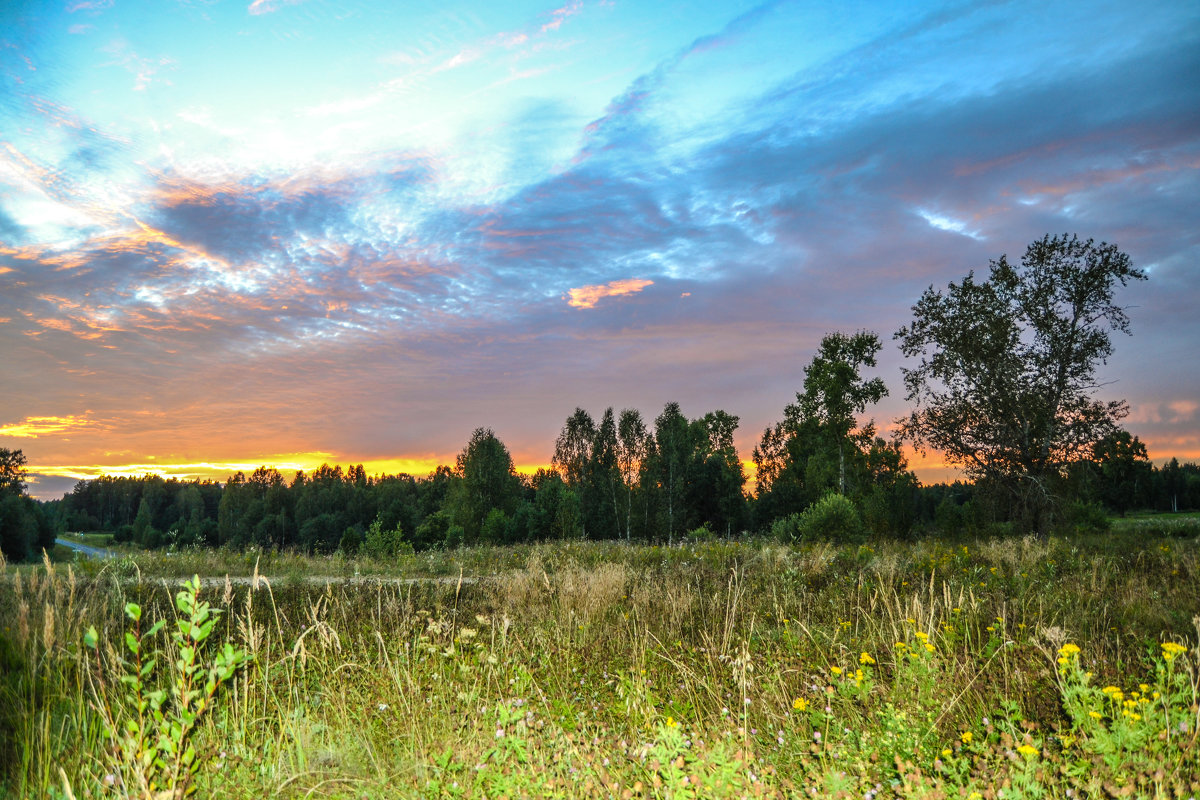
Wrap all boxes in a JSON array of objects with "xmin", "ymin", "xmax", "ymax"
[
  {"xmin": 361, "ymin": 515, "xmax": 410, "ymax": 560},
  {"xmin": 447, "ymin": 427, "xmax": 522, "ymax": 545},
  {"xmin": 82, "ymin": 576, "xmax": 248, "ymax": 798},
  {"xmin": 795, "ymin": 331, "xmax": 888, "ymax": 495},
  {"xmin": 896, "ymin": 234, "xmax": 1146, "ymax": 533},
  {"xmin": 0, "ymin": 450, "xmax": 53, "ymax": 563},
  {"xmin": 794, "ymin": 491, "xmax": 866, "ymax": 543},
  {"xmin": 754, "ymin": 331, "xmax": 911, "ymax": 531}
]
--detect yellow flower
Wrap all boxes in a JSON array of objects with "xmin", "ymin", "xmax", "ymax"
[
  {"xmin": 941, "ymin": 748, "xmax": 951, "ymax": 757},
  {"xmin": 1058, "ymin": 643, "xmax": 1080, "ymax": 658},
  {"xmin": 859, "ymin": 652, "xmax": 875, "ymax": 665},
  {"xmin": 1138, "ymin": 683, "xmax": 1148, "ymax": 692},
  {"xmin": 924, "ymin": 642, "xmax": 935, "ymax": 653},
  {"xmin": 793, "ymin": 697, "xmax": 808, "ymax": 711},
  {"xmin": 895, "ymin": 642, "xmax": 908, "ymax": 649},
  {"xmin": 1162, "ymin": 641, "xmax": 1187, "ymax": 661},
  {"xmin": 665, "ymin": 716, "xmax": 678, "ymax": 728},
  {"xmin": 960, "ymin": 731, "xmax": 973, "ymax": 744},
  {"xmin": 915, "ymin": 631, "xmax": 929, "ymax": 641},
  {"xmin": 830, "ymin": 666, "xmax": 842, "ymax": 676},
  {"xmin": 1016, "ymin": 744, "xmax": 1038, "ymax": 758},
  {"xmin": 1088, "ymin": 711, "xmax": 1102, "ymax": 720}
]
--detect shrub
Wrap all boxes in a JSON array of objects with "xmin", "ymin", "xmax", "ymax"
[
  {"xmin": 796, "ymin": 492, "xmax": 866, "ymax": 543},
  {"xmin": 685, "ymin": 524, "xmax": 716, "ymax": 542},
  {"xmin": 1062, "ymin": 501, "xmax": 1111, "ymax": 535},
  {"xmin": 770, "ymin": 513, "xmax": 802, "ymax": 542},
  {"xmin": 338, "ymin": 527, "xmax": 361, "ymax": 555},
  {"xmin": 362, "ymin": 515, "xmax": 410, "ymax": 560}
]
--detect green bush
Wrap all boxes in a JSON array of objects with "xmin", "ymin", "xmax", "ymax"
[
  {"xmin": 338, "ymin": 527, "xmax": 361, "ymax": 555},
  {"xmin": 1062, "ymin": 501, "xmax": 1111, "ymax": 535},
  {"xmin": 362, "ymin": 516, "xmax": 411, "ymax": 560},
  {"xmin": 685, "ymin": 524, "xmax": 715, "ymax": 542},
  {"xmin": 796, "ymin": 492, "xmax": 866, "ymax": 543},
  {"xmin": 769, "ymin": 512, "xmax": 802, "ymax": 542}
]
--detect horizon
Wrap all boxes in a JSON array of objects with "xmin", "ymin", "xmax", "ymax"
[{"xmin": 3, "ymin": 0, "xmax": 1197, "ymax": 502}]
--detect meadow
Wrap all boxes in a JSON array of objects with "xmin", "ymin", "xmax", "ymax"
[{"xmin": 2, "ymin": 522, "xmax": 1198, "ymax": 798}]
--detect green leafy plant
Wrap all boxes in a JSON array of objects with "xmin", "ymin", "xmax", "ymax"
[{"xmin": 84, "ymin": 575, "xmax": 249, "ymax": 798}]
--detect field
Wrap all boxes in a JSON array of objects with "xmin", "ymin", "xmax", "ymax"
[{"xmin": 2, "ymin": 524, "xmax": 1199, "ymax": 798}]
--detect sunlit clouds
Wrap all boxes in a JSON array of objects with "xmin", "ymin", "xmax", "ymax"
[
  {"xmin": 567, "ymin": 278, "xmax": 654, "ymax": 309},
  {"xmin": 1, "ymin": 0, "xmax": 1198, "ymax": 498},
  {"xmin": 0, "ymin": 415, "xmax": 102, "ymax": 438}
]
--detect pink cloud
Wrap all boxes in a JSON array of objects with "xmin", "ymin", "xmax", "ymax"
[
  {"xmin": 567, "ymin": 278, "xmax": 653, "ymax": 309},
  {"xmin": 541, "ymin": 1, "xmax": 583, "ymax": 33}
]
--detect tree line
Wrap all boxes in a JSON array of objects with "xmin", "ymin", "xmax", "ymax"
[{"xmin": 4, "ymin": 233, "xmax": 1195, "ymax": 560}]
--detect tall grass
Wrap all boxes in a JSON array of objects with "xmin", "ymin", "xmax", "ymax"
[{"xmin": 2, "ymin": 533, "xmax": 1198, "ymax": 798}]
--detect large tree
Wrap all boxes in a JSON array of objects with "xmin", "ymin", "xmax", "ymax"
[
  {"xmin": 895, "ymin": 233, "xmax": 1145, "ymax": 533},
  {"xmin": 796, "ymin": 331, "xmax": 888, "ymax": 495},
  {"xmin": 448, "ymin": 427, "xmax": 522, "ymax": 544}
]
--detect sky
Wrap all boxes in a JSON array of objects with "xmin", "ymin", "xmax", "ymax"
[{"xmin": 1, "ymin": 0, "xmax": 1197, "ymax": 500}]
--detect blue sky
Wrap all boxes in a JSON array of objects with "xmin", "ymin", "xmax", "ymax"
[{"xmin": 2, "ymin": 0, "xmax": 1198, "ymax": 498}]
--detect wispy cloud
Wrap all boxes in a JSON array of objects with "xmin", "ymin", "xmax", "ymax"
[
  {"xmin": 247, "ymin": 0, "xmax": 306, "ymax": 16},
  {"xmin": 567, "ymin": 278, "xmax": 653, "ymax": 309},
  {"xmin": 0, "ymin": 414, "xmax": 102, "ymax": 438}
]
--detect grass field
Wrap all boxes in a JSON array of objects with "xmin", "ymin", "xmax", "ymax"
[{"xmin": 2, "ymin": 526, "xmax": 1198, "ymax": 798}]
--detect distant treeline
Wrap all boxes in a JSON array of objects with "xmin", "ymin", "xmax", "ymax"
[{"xmin": 32, "ymin": 404, "xmax": 1200, "ymax": 555}]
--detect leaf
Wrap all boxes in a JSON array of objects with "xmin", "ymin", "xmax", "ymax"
[{"xmin": 83, "ymin": 626, "xmax": 98, "ymax": 650}]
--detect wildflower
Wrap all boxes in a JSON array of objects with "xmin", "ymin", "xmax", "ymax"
[
  {"xmin": 859, "ymin": 652, "xmax": 875, "ymax": 665},
  {"xmin": 924, "ymin": 642, "xmax": 935, "ymax": 653},
  {"xmin": 666, "ymin": 716, "xmax": 678, "ymax": 728},
  {"xmin": 1088, "ymin": 710, "xmax": 1102, "ymax": 720},
  {"xmin": 378, "ymin": 703, "xmax": 389, "ymax": 712},
  {"xmin": 1058, "ymin": 643, "xmax": 1080, "ymax": 658},
  {"xmin": 961, "ymin": 731, "xmax": 973, "ymax": 744},
  {"xmin": 1016, "ymin": 744, "xmax": 1038, "ymax": 758},
  {"xmin": 793, "ymin": 697, "xmax": 808, "ymax": 712},
  {"xmin": 1162, "ymin": 641, "xmax": 1187, "ymax": 661},
  {"xmin": 830, "ymin": 666, "xmax": 843, "ymax": 675},
  {"xmin": 895, "ymin": 642, "xmax": 907, "ymax": 649},
  {"xmin": 941, "ymin": 748, "xmax": 951, "ymax": 758}
]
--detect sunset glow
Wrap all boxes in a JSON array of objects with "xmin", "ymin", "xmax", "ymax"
[{"xmin": 1, "ymin": 0, "xmax": 1197, "ymax": 499}]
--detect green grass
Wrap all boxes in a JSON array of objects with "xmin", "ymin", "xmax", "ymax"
[{"xmin": 2, "ymin": 532, "xmax": 1198, "ymax": 798}]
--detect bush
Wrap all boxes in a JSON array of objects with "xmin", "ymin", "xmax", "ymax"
[
  {"xmin": 362, "ymin": 516, "xmax": 411, "ymax": 560},
  {"xmin": 338, "ymin": 528, "xmax": 361, "ymax": 555},
  {"xmin": 1062, "ymin": 501, "xmax": 1111, "ymax": 535},
  {"xmin": 770, "ymin": 513, "xmax": 802, "ymax": 542},
  {"xmin": 685, "ymin": 524, "xmax": 716, "ymax": 542},
  {"xmin": 796, "ymin": 492, "xmax": 865, "ymax": 544}
]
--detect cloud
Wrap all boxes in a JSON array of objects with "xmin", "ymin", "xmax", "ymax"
[
  {"xmin": 0, "ymin": 414, "xmax": 102, "ymax": 438},
  {"xmin": 541, "ymin": 1, "xmax": 583, "ymax": 33},
  {"xmin": 247, "ymin": 0, "xmax": 305, "ymax": 16},
  {"xmin": 567, "ymin": 278, "xmax": 654, "ymax": 309}
]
